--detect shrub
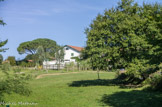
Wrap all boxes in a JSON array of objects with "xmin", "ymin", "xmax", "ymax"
[
  {"xmin": 1, "ymin": 62, "xmax": 11, "ymax": 72},
  {"xmin": 115, "ymin": 69, "xmax": 127, "ymax": 80},
  {"xmin": 7, "ymin": 56, "xmax": 16, "ymax": 66},
  {"xmin": 0, "ymin": 54, "xmax": 3, "ymax": 64},
  {"xmin": 0, "ymin": 64, "xmax": 31, "ymax": 102},
  {"xmin": 116, "ymin": 59, "xmax": 157, "ymax": 85},
  {"xmin": 148, "ymin": 63, "xmax": 162, "ymax": 91},
  {"xmin": 149, "ymin": 72, "xmax": 162, "ymax": 91},
  {"xmin": 20, "ymin": 61, "xmax": 35, "ymax": 67}
]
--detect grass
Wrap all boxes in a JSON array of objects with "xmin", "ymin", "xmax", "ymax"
[{"xmin": 2, "ymin": 70, "xmax": 162, "ymax": 107}]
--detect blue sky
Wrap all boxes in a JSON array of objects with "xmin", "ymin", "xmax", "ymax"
[{"xmin": 0, "ymin": 0, "xmax": 162, "ymax": 60}]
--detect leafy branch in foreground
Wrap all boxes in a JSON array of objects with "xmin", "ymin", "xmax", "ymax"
[
  {"xmin": 0, "ymin": 0, "xmax": 31, "ymax": 101},
  {"xmin": 0, "ymin": 66, "xmax": 32, "ymax": 102}
]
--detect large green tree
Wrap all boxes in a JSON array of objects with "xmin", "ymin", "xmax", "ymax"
[
  {"xmin": 84, "ymin": 0, "xmax": 162, "ymax": 83},
  {"xmin": 17, "ymin": 38, "xmax": 58, "ymax": 54},
  {"xmin": 17, "ymin": 38, "xmax": 59, "ymax": 59}
]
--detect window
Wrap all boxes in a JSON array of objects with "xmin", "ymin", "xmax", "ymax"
[
  {"xmin": 66, "ymin": 48, "xmax": 69, "ymax": 50},
  {"xmin": 71, "ymin": 53, "xmax": 74, "ymax": 56},
  {"xmin": 64, "ymin": 59, "xmax": 70, "ymax": 61}
]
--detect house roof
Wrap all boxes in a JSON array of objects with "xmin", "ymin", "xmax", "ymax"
[
  {"xmin": 27, "ymin": 60, "xmax": 33, "ymax": 62},
  {"xmin": 66, "ymin": 45, "xmax": 84, "ymax": 52}
]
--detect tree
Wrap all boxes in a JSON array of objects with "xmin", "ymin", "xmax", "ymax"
[
  {"xmin": 7, "ymin": 56, "xmax": 16, "ymax": 66},
  {"xmin": 36, "ymin": 46, "xmax": 46, "ymax": 65},
  {"xmin": 0, "ymin": 0, "xmax": 7, "ymax": 53},
  {"xmin": 0, "ymin": 12, "xmax": 5, "ymax": 26},
  {"xmin": 55, "ymin": 46, "xmax": 65, "ymax": 70},
  {"xmin": 0, "ymin": 0, "xmax": 31, "ymax": 102},
  {"xmin": 35, "ymin": 45, "xmax": 54, "ymax": 72},
  {"xmin": 0, "ymin": 40, "xmax": 8, "ymax": 52},
  {"xmin": 0, "ymin": 54, "xmax": 3, "ymax": 64},
  {"xmin": 84, "ymin": 0, "xmax": 162, "ymax": 84},
  {"xmin": 17, "ymin": 38, "xmax": 58, "ymax": 56}
]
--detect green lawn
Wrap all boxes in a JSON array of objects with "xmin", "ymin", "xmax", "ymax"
[{"xmin": 3, "ymin": 71, "xmax": 162, "ymax": 107}]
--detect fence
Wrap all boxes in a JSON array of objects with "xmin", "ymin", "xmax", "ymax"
[{"xmin": 43, "ymin": 64, "xmax": 65, "ymax": 70}]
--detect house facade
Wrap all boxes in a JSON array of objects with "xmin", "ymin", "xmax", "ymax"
[
  {"xmin": 64, "ymin": 45, "xmax": 83, "ymax": 63},
  {"xmin": 43, "ymin": 45, "xmax": 83, "ymax": 69}
]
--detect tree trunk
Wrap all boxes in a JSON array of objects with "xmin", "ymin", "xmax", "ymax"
[
  {"xmin": 45, "ymin": 61, "xmax": 48, "ymax": 73},
  {"xmin": 97, "ymin": 68, "xmax": 100, "ymax": 80}
]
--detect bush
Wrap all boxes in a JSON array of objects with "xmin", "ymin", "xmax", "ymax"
[
  {"xmin": 115, "ymin": 69, "xmax": 127, "ymax": 80},
  {"xmin": 1, "ymin": 62, "xmax": 11, "ymax": 72},
  {"xmin": 116, "ymin": 59, "xmax": 158, "ymax": 85},
  {"xmin": 7, "ymin": 56, "xmax": 16, "ymax": 66},
  {"xmin": 0, "ymin": 64, "xmax": 31, "ymax": 102},
  {"xmin": 148, "ymin": 63, "xmax": 162, "ymax": 91},
  {"xmin": 0, "ymin": 54, "xmax": 3, "ymax": 64},
  {"xmin": 20, "ymin": 61, "xmax": 35, "ymax": 67},
  {"xmin": 149, "ymin": 72, "xmax": 162, "ymax": 91}
]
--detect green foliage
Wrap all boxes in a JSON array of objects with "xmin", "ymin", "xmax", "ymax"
[
  {"xmin": 20, "ymin": 61, "xmax": 35, "ymax": 67},
  {"xmin": 17, "ymin": 38, "xmax": 58, "ymax": 56},
  {"xmin": 149, "ymin": 73, "xmax": 162, "ymax": 91},
  {"xmin": 79, "ymin": 59, "xmax": 91, "ymax": 71},
  {"xmin": 1, "ymin": 62, "xmax": 11, "ymax": 73},
  {"xmin": 36, "ymin": 46, "xmax": 46, "ymax": 65},
  {"xmin": 0, "ymin": 54, "xmax": 3, "ymax": 64},
  {"xmin": 148, "ymin": 63, "xmax": 162, "ymax": 91},
  {"xmin": 0, "ymin": 3, "xmax": 31, "ymax": 102},
  {"xmin": 0, "ymin": 68, "xmax": 31, "ymax": 102},
  {"xmin": 84, "ymin": 0, "xmax": 162, "ymax": 85},
  {"xmin": 0, "ymin": 40, "xmax": 8, "ymax": 52},
  {"xmin": 17, "ymin": 38, "xmax": 59, "ymax": 68},
  {"xmin": 71, "ymin": 56, "xmax": 91, "ymax": 71},
  {"xmin": 0, "ymin": 64, "xmax": 31, "ymax": 102},
  {"xmin": 55, "ymin": 46, "xmax": 65, "ymax": 69},
  {"xmin": 55, "ymin": 46, "xmax": 64, "ymax": 63},
  {"xmin": 7, "ymin": 56, "xmax": 16, "ymax": 66},
  {"xmin": 0, "ymin": 17, "xmax": 5, "ymax": 25}
]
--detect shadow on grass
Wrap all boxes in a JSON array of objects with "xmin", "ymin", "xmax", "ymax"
[
  {"xmin": 68, "ymin": 79, "xmax": 117, "ymax": 87},
  {"xmin": 68, "ymin": 79, "xmax": 141, "ymax": 88},
  {"xmin": 100, "ymin": 90, "xmax": 162, "ymax": 107}
]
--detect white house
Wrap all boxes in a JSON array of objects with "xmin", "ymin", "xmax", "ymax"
[
  {"xmin": 64, "ymin": 45, "xmax": 83, "ymax": 63},
  {"xmin": 43, "ymin": 45, "xmax": 83, "ymax": 69}
]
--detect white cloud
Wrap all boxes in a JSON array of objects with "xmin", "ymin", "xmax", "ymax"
[
  {"xmin": 21, "ymin": 9, "xmax": 50, "ymax": 16},
  {"xmin": 51, "ymin": 2, "xmax": 104, "ymax": 14}
]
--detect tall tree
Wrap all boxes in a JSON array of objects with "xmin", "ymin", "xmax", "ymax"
[
  {"xmin": 55, "ymin": 46, "xmax": 65, "ymax": 69},
  {"xmin": 84, "ymin": 0, "xmax": 162, "ymax": 83},
  {"xmin": 0, "ymin": 0, "xmax": 8, "ymax": 62},
  {"xmin": 17, "ymin": 38, "xmax": 59, "ymax": 59},
  {"xmin": 36, "ymin": 46, "xmax": 46, "ymax": 65},
  {"xmin": 0, "ymin": 0, "xmax": 31, "ymax": 102}
]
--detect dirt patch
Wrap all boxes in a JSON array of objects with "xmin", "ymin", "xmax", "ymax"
[
  {"xmin": 36, "ymin": 72, "xmax": 80, "ymax": 79},
  {"xmin": 35, "ymin": 71, "xmax": 106, "ymax": 79}
]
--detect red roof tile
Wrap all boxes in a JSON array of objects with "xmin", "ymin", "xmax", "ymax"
[
  {"xmin": 27, "ymin": 60, "xmax": 33, "ymax": 62},
  {"xmin": 67, "ymin": 45, "xmax": 84, "ymax": 52}
]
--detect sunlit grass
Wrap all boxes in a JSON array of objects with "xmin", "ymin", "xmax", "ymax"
[{"xmin": 3, "ymin": 71, "xmax": 162, "ymax": 107}]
